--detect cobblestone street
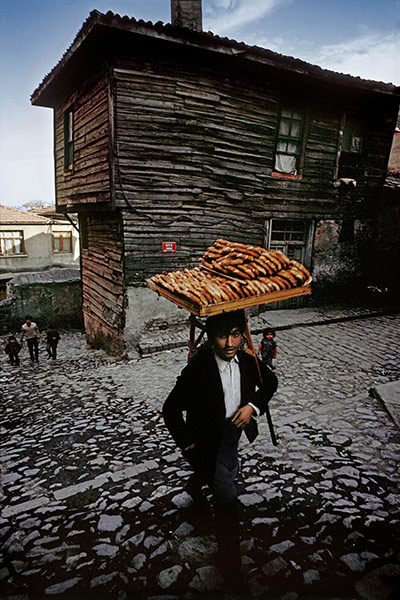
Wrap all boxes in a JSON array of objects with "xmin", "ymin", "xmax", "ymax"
[{"xmin": 1, "ymin": 311, "xmax": 400, "ymax": 600}]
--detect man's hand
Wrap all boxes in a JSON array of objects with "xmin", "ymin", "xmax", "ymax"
[{"xmin": 231, "ymin": 405, "xmax": 254, "ymax": 428}]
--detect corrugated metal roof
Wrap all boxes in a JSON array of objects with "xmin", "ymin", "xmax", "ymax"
[
  {"xmin": 0, "ymin": 205, "xmax": 50, "ymax": 225},
  {"xmin": 31, "ymin": 9, "xmax": 400, "ymax": 107},
  {"xmin": 11, "ymin": 268, "xmax": 80, "ymax": 286}
]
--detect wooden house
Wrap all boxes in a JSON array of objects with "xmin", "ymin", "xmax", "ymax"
[{"xmin": 31, "ymin": 0, "xmax": 400, "ymax": 355}]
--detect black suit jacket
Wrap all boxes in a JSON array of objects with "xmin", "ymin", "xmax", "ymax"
[{"xmin": 163, "ymin": 344, "xmax": 278, "ymax": 481}]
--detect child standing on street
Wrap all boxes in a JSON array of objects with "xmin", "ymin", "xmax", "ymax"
[
  {"xmin": 5, "ymin": 335, "xmax": 21, "ymax": 366},
  {"xmin": 258, "ymin": 328, "xmax": 278, "ymax": 371},
  {"xmin": 43, "ymin": 325, "xmax": 60, "ymax": 360}
]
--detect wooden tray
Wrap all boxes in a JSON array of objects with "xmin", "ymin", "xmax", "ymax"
[{"xmin": 146, "ymin": 279, "xmax": 311, "ymax": 317}]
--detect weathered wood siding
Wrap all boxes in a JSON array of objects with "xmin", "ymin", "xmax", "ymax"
[
  {"xmin": 112, "ymin": 53, "xmax": 396, "ymax": 283},
  {"xmin": 80, "ymin": 211, "xmax": 125, "ymax": 355},
  {"xmin": 55, "ymin": 75, "xmax": 111, "ymax": 208}
]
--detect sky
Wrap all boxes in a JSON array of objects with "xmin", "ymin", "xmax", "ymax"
[{"xmin": 1, "ymin": 0, "xmax": 399, "ymax": 209}]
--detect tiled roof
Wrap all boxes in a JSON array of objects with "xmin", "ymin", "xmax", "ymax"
[
  {"xmin": 32, "ymin": 9, "xmax": 400, "ymax": 107},
  {"xmin": 35, "ymin": 206, "xmax": 78, "ymax": 221},
  {"xmin": 0, "ymin": 205, "xmax": 50, "ymax": 225},
  {"xmin": 35, "ymin": 205, "xmax": 57, "ymax": 216}
]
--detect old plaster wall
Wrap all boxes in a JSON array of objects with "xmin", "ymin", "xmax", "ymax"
[
  {"xmin": 124, "ymin": 286, "xmax": 186, "ymax": 353},
  {"xmin": 0, "ymin": 224, "xmax": 80, "ymax": 274},
  {"xmin": 311, "ymin": 219, "xmax": 370, "ymax": 299},
  {"xmin": 388, "ymin": 131, "xmax": 400, "ymax": 174},
  {"xmin": 0, "ymin": 269, "xmax": 83, "ymax": 335}
]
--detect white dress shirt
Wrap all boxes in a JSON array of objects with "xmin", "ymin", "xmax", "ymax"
[{"xmin": 214, "ymin": 352, "xmax": 260, "ymax": 419}]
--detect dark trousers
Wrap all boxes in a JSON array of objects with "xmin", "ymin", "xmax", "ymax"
[
  {"xmin": 8, "ymin": 352, "xmax": 20, "ymax": 366},
  {"xmin": 27, "ymin": 338, "xmax": 39, "ymax": 361},
  {"xmin": 185, "ymin": 424, "xmax": 243, "ymax": 584},
  {"xmin": 47, "ymin": 343, "xmax": 58, "ymax": 359},
  {"xmin": 211, "ymin": 422, "xmax": 241, "ymax": 503},
  {"xmin": 214, "ymin": 498, "xmax": 241, "ymax": 579}
]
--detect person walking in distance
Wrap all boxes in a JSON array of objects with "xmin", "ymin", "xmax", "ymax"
[
  {"xmin": 4, "ymin": 335, "xmax": 21, "ymax": 366},
  {"xmin": 43, "ymin": 325, "xmax": 60, "ymax": 360},
  {"xmin": 20, "ymin": 315, "xmax": 40, "ymax": 362},
  {"xmin": 163, "ymin": 310, "xmax": 278, "ymax": 588}
]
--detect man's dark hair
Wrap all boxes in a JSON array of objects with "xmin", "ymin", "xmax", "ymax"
[
  {"xmin": 205, "ymin": 310, "xmax": 246, "ymax": 341},
  {"xmin": 25, "ymin": 315, "xmax": 32, "ymax": 321}
]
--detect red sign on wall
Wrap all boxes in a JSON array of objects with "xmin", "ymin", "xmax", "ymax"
[{"xmin": 162, "ymin": 242, "xmax": 176, "ymax": 253}]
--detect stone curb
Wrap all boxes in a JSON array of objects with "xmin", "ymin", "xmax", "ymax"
[{"xmin": 369, "ymin": 380, "xmax": 400, "ymax": 432}]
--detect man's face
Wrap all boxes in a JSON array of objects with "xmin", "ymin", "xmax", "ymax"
[
  {"xmin": 25, "ymin": 319, "xmax": 31, "ymax": 326},
  {"xmin": 213, "ymin": 326, "xmax": 242, "ymax": 361}
]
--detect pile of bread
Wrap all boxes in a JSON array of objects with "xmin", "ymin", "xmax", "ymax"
[{"xmin": 148, "ymin": 239, "xmax": 311, "ymax": 307}]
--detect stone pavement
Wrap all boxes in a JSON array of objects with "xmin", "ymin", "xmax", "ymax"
[
  {"xmin": 137, "ymin": 301, "xmax": 395, "ymax": 355},
  {"xmin": 1, "ymin": 306, "xmax": 400, "ymax": 600}
]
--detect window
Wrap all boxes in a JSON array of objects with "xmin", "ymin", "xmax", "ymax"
[
  {"xmin": 64, "ymin": 108, "xmax": 74, "ymax": 171},
  {"xmin": 337, "ymin": 116, "xmax": 364, "ymax": 181},
  {"xmin": 52, "ymin": 231, "xmax": 72, "ymax": 253},
  {"xmin": 79, "ymin": 215, "xmax": 88, "ymax": 251},
  {"xmin": 266, "ymin": 218, "xmax": 314, "ymax": 308},
  {"xmin": 269, "ymin": 219, "xmax": 309, "ymax": 261},
  {"xmin": 274, "ymin": 108, "xmax": 306, "ymax": 176},
  {"xmin": 0, "ymin": 231, "xmax": 25, "ymax": 256},
  {"xmin": 342, "ymin": 119, "xmax": 363, "ymax": 154}
]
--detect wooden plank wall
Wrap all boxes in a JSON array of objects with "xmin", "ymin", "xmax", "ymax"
[
  {"xmin": 112, "ymin": 53, "xmax": 395, "ymax": 283},
  {"xmin": 80, "ymin": 211, "xmax": 125, "ymax": 355},
  {"xmin": 55, "ymin": 75, "xmax": 111, "ymax": 208},
  {"xmin": 51, "ymin": 46, "xmax": 396, "ymax": 291}
]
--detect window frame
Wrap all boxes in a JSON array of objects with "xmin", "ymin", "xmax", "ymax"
[
  {"xmin": 0, "ymin": 230, "xmax": 25, "ymax": 256},
  {"xmin": 272, "ymin": 106, "xmax": 308, "ymax": 179},
  {"xmin": 52, "ymin": 231, "xmax": 73, "ymax": 253},
  {"xmin": 342, "ymin": 118, "xmax": 363, "ymax": 154},
  {"xmin": 64, "ymin": 107, "xmax": 74, "ymax": 172},
  {"xmin": 266, "ymin": 218, "xmax": 314, "ymax": 267},
  {"xmin": 336, "ymin": 113, "xmax": 365, "ymax": 181},
  {"xmin": 79, "ymin": 215, "xmax": 88, "ymax": 251}
]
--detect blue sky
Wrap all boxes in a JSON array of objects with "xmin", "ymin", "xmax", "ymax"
[{"xmin": 1, "ymin": 0, "xmax": 399, "ymax": 208}]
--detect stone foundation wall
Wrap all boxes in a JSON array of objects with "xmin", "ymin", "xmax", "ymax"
[
  {"xmin": 0, "ymin": 269, "xmax": 83, "ymax": 335},
  {"xmin": 311, "ymin": 219, "xmax": 363, "ymax": 300}
]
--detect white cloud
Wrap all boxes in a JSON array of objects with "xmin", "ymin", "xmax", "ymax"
[
  {"xmin": 244, "ymin": 30, "xmax": 400, "ymax": 86},
  {"xmin": 213, "ymin": 0, "xmax": 233, "ymax": 8},
  {"xmin": 312, "ymin": 32, "xmax": 400, "ymax": 85},
  {"xmin": 204, "ymin": 0, "xmax": 290, "ymax": 35}
]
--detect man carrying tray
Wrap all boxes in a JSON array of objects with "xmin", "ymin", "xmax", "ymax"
[{"xmin": 163, "ymin": 309, "xmax": 277, "ymax": 588}]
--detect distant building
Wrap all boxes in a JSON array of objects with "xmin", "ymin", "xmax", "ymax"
[
  {"xmin": 31, "ymin": 1, "xmax": 400, "ymax": 355},
  {"xmin": 0, "ymin": 205, "xmax": 80, "ymax": 299}
]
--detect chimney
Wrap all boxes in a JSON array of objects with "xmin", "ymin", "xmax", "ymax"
[{"xmin": 171, "ymin": 0, "xmax": 203, "ymax": 32}]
